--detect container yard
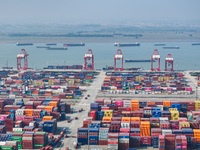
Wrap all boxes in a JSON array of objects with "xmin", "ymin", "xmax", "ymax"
[
  {"xmin": 0, "ymin": 66, "xmax": 100, "ymax": 149},
  {"xmin": 0, "ymin": 48, "xmax": 199, "ymax": 150},
  {"xmin": 76, "ymin": 99, "xmax": 200, "ymax": 150},
  {"xmin": 101, "ymin": 72, "xmax": 193, "ymax": 95}
]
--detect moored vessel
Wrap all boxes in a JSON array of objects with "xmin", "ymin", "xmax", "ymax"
[
  {"xmin": 114, "ymin": 43, "xmax": 140, "ymax": 47},
  {"xmin": 46, "ymin": 47, "xmax": 67, "ymax": 50},
  {"xmin": 64, "ymin": 42, "xmax": 85, "ymax": 47},
  {"xmin": 125, "ymin": 59, "xmax": 155, "ymax": 62},
  {"xmin": 16, "ymin": 42, "xmax": 33, "ymax": 46},
  {"xmin": 163, "ymin": 46, "xmax": 179, "ymax": 49}
]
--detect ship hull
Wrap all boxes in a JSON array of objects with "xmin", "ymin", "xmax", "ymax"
[
  {"xmin": 163, "ymin": 46, "xmax": 179, "ymax": 49},
  {"xmin": 46, "ymin": 47, "xmax": 67, "ymax": 50},
  {"xmin": 114, "ymin": 43, "xmax": 140, "ymax": 47},
  {"xmin": 16, "ymin": 43, "xmax": 33, "ymax": 46},
  {"xmin": 63, "ymin": 43, "xmax": 85, "ymax": 46},
  {"xmin": 125, "ymin": 59, "xmax": 152, "ymax": 62}
]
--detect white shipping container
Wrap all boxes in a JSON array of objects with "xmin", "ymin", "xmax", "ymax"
[
  {"xmin": 13, "ymin": 128, "xmax": 23, "ymax": 131},
  {"xmin": 121, "ymin": 122, "xmax": 130, "ymax": 128},
  {"xmin": 0, "ymin": 142, "xmax": 6, "ymax": 146},
  {"xmin": 22, "ymin": 137, "xmax": 33, "ymax": 140},
  {"xmin": 159, "ymin": 117, "xmax": 169, "ymax": 121},
  {"xmin": 157, "ymin": 105, "xmax": 163, "ymax": 111}
]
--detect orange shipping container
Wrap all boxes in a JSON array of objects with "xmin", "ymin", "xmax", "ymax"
[
  {"xmin": 131, "ymin": 117, "xmax": 140, "ymax": 122},
  {"xmin": 49, "ymin": 101, "xmax": 58, "ymax": 107},
  {"xmin": 163, "ymin": 101, "xmax": 171, "ymax": 107},
  {"xmin": 121, "ymin": 117, "xmax": 131, "ymax": 122},
  {"xmin": 42, "ymin": 116, "xmax": 53, "ymax": 121},
  {"xmin": 44, "ymin": 106, "xmax": 54, "ymax": 112},
  {"xmin": 102, "ymin": 117, "xmax": 112, "ymax": 121}
]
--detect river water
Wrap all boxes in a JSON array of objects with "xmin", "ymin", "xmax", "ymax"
[{"xmin": 0, "ymin": 42, "xmax": 199, "ymax": 70}]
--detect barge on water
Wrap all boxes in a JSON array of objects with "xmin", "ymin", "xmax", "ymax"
[
  {"xmin": 46, "ymin": 47, "xmax": 67, "ymax": 50},
  {"xmin": 36, "ymin": 46, "xmax": 50, "ymax": 48},
  {"xmin": 125, "ymin": 59, "xmax": 153, "ymax": 62},
  {"xmin": 114, "ymin": 43, "xmax": 140, "ymax": 47},
  {"xmin": 192, "ymin": 43, "xmax": 200, "ymax": 45},
  {"xmin": 63, "ymin": 42, "xmax": 85, "ymax": 46},
  {"xmin": 46, "ymin": 43, "xmax": 57, "ymax": 46},
  {"xmin": 163, "ymin": 46, "xmax": 179, "ymax": 49},
  {"xmin": 16, "ymin": 42, "xmax": 33, "ymax": 46},
  {"xmin": 154, "ymin": 44, "xmax": 166, "ymax": 46}
]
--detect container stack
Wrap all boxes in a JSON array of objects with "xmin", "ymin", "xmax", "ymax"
[
  {"xmin": 108, "ymin": 133, "xmax": 118, "ymax": 150},
  {"xmin": 159, "ymin": 135, "xmax": 165, "ymax": 150},
  {"xmin": 78, "ymin": 99, "xmax": 200, "ymax": 149},
  {"xmin": 33, "ymin": 132, "xmax": 47, "ymax": 149},
  {"xmin": 170, "ymin": 108, "xmax": 179, "ymax": 120},
  {"xmin": 12, "ymin": 131, "xmax": 23, "ymax": 149},
  {"xmin": 102, "ymin": 72, "xmax": 193, "ymax": 95},
  {"xmin": 22, "ymin": 132, "xmax": 34, "ymax": 149},
  {"xmin": 165, "ymin": 134, "xmax": 175, "ymax": 150},
  {"xmin": 77, "ymin": 128, "xmax": 88, "ymax": 145},
  {"xmin": 131, "ymin": 100, "xmax": 139, "ymax": 111},
  {"xmin": 88, "ymin": 128, "xmax": 98, "ymax": 145},
  {"xmin": 98, "ymin": 128, "xmax": 109, "ymax": 145},
  {"xmin": 140, "ymin": 121, "xmax": 150, "ymax": 136},
  {"xmin": 43, "ymin": 120, "xmax": 57, "ymax": 134},
  {"xmin": 118, "ymin": 133, "xmax": 129, "ymax": 150}
]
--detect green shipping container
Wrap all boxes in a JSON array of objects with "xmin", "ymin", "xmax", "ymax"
[
  {"xmin": 18, "ymin": 144, "xmax": 22, "ymax": 149},
  {"xmin": 73, "ymin": 97, "xmax": 80, "ymax": 99},
  {"xmin": 35, "ymin": 132, "xmax": 46, "ymax": 135},
  {"xmin": 14, "ymin": 131, "xmax": 24, "ymax": 133},
  {"xmin": 1, "ymin": 146, "xmax": 13, "ymax": 150},
  {"xmin": 84, "ymin": 79, "xmax": 91, "ymax": 83},
  {"xmin": 12, "ymin": 136, "xmax": 22, "ymax": 142},
  {"xmin": 34, "ymin": 144, "xmax": 44, "ymax": 147}
]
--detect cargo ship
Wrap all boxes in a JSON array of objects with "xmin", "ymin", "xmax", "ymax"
[
  {"xmin": 16, "ymin": 42, "xmax": 33, "ymax": 46},
  {"xmin": 163, "ymin": 46, "xmax": 179, "ymax": 49},
  {"xmin": 46, "ymin": 43, "xmax": 57, "ymax": 46},
  {"xmin": 125, "ymin": 59, "xmax": 154, "ymax": 62},
  {"xmin": 63, "ymin": 42, "xmax": 85, "ymax": 47},
  {"xmin": 46, "ymin": 47, "xmax": 67, "ymax": 50},
  {"xmin": 36, "ymin": 46, "xmax": 50, "ymax": 48},
  {"xmin": 154, "ymin": 44, "xmax": 166, "ymax": 46},
  {"xmin": 192, "ymin": 43, "xmax": 200, "ymax": 45},
  {"xmin": 114, "ymin": 42, "xmax": 140, "ymax": 47}
]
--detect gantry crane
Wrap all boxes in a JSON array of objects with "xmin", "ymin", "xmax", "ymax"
[
  {"xmin": 151, "ymin": 49, "xmax": 160, "ymax": 71},
  {"xmin": 165, "ymin": 54, "xmax": 174, "ymax": 71},
  {"xmin": 17, "ymin": 49, "xmax": 29, "ymax": 70},
  {"xmin": 84, "ymin": 49, "xmax": 94, "ymax": 70},
  {"xmin": 114, "ymin": 49, "xmax": 123, "ymax": 71}
]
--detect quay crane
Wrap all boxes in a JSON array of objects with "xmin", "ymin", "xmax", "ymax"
[
  {"xmin": 151, "ymin": 49, "xmax": 160, "ymax": 71},
  {"xmin": 114, "ymin": 49, "xmax": 123, "ymax": 71},
  {"xmin": 17, "ymin": 49, "xmax": 29, "ymax": 70},
  {"xmin": 165, "ymin": 54, "xmax": 174, "ymax": 71},
  {"xmin": 84, "ymin": 49, "xmax": 94, "ymax": 70}
]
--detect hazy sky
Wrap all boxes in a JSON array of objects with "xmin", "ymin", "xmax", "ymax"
[{"xmin": 0, "ymin": 0, "xmax": 200, "ymax": 25}]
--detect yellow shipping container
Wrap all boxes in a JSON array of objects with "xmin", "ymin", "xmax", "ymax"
[
  {"xmin": 169, "ymin": 108, "xmax": 178, "ymax": 112},
  {"xmin": 158, "ymin": 77, "xmax": 164, "ymax": 82},
  {"xmin": 136, "ymin": 76, "xmax": 141, "ymax": 82},
  {"xmin": 48, "ymin": 79, "xmax": 54, "ymax": 85},
  {"xmin": 195, "ymin": 101, "xmax": 200, "ymax": 111}
]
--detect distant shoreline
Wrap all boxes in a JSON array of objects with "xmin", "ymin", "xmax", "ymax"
[{"xmin": 0, "ymin": 31, "xmax": 199, "ymax": 44}]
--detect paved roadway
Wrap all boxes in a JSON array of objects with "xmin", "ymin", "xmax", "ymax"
[
  {"xmin": 55, "ymin": 71, "xmax": 105, "ymax": 150},
  {"xmin": 185, "ymin": 71, "xmax": 199, "ymax": 101}
]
